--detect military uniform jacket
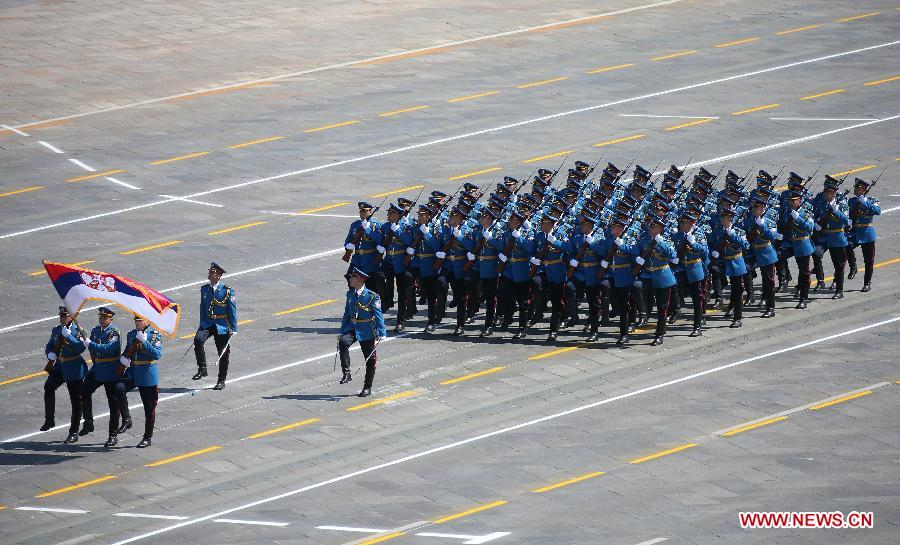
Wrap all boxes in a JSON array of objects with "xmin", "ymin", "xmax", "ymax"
[
  {"xmin": 780, "ymin": 207, "xmax": 815, "ymax": 257},
  {"xmin": 381, "ymin": 220, "xmax": 410, "ymax": 274},
  {"xmin": 125, "ymin": 327, "xmax": 162, "ymax": 387},
  {"xmin": 744, "ymin": 216, "xmax": 779, "ymax": 267},
  {"xmin": 477, "ymin": 226, "xmax": 503, "ymax": 279},
  {"xmin": 345, "ymin": 219, "xmax": 383, "ymax": 274},
  {"xmin": 848, "ymin": 196, "xmax": 881, "ymax": 244},
  {"xmin": 88, "ymin": 324, "xmax": 122, "ymax": 383},
  {"xmin": 671, "ymin": 231, "xmax": 709, "ymax": 283},
  {"xmin": 199, "ymin": 283, "xmax": 238, "ymax": 335},
  {"xmin": 813, "ymin": 196, "xmax": 851, "ymax": 248},
  {"xmin": 568, "ymin": 232, "xmax": 606, "ymax": 287},
  {"xmin": 637, "ymin": 237, "xmax": 677, "ymax": 289},
  {"xmin": 609, "ymin": 238, "xmax": 638, "ymax": 287},
  {"xmin": 46, "ymin": 323, "xmax": 88, "ymax": 382},
  {"xmin": 448, "ymin": 227, "xmax": 477, "ymax": 280},
  {"xmin": 532, "ymin": 231, "xmax": 568, "ymax": 284},
  {"xmin": 340, "ymin": 287, "xmax": 387, "ymax": 342},
  {"xmin": 500, "ymin": 229, "xmax": 535, "ymax": 283},
  {"xmin": 709, "ymin": 226, "xmax": 749, "ymax": 277}
]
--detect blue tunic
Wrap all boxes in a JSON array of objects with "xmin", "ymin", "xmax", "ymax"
[
  {"xmin": 340, "ymin": 287, "xmax": 387, "ymax": 342},
  {"xmin": 345, "ymin": 219, "xmax": 383, "ymax": 275},
  {"xmin": 781, "ymin": 208, "xmax": 815, "ymax": 257},
  {"xmin": 709, "ymin": 226, "xmax": 750, "ymax": 277},
  {"xmin": 813, "ymin": 196, "xmax": 851, "ymax": 248},
  {"xmin": 744, "ymin": 216, "xmax": 779, "ymax": 267},
  {"xmin": 125, "ymin": 327, "xmax": 163, "ymax": 387},
  {"xmin": 199, "ymin": 283, "xmax": 238, "ymax": 335},
  {"xmin": 47, "ymin": 323, "xmax": 88, "ymax": 381},
  {"xmin": 671, "ymin": 231, "xmax": 709, "ymax": 283},
  {"xmin": 639, "ymin": 238, "xmax": 677, "ymax": 289},
  {"xmin": 88, "ymin": 324, "xmax": 122, "ymax": 383},
  {"xmin": 848, "ymin": 196, "xmax": 880, "ymax": 244}
]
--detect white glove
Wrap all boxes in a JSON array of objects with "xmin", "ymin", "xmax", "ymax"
[
  {"xmin": 530, "ymin": 257, "xmax": 541, "ymax": 266},
  {"xmin": 711, "ymin": 250, "xmax": 720, "ymax": 258},
  {"xmin": 406, "ymin": 247, "xmax": 415, "ymax": 255},
  {"xmin": 547, "ymin": 234, "xmax": 556, "ymax": 243},
  {"xmin": 498, "ymin": 253, "xmax": 508, "ymax": 263},
  {"xmin": 755, "ymin": 217, "xmax": 764, "ymax": 226},
  {"xmin": 452, "ymin": 227, "xmax": 463, "ymax": 238},
  {"xmin": 376, "ymin": 336, "xmax": 387, "ymax": 342},
  {"xmin": 376, "ymin": 245, "xmax": 386, "ymax": 254},
  {"xmin": 671, "ymin": 257, "xmax": 679, "ymax": 265},
  {"xmin": 466, "ymin": 252, "xmax": 476, "ymax": 261},
  {"xmin": 361, "ymin": 220, "xmax": 370, "ymax": 230},
  {"xmin": 831, "ymin": 202, "xmax": 839, "ymax": 212},
  {"xmin": 773, "ymin": 232, "xmax": 784, "ymax": 241},
  {"xmin": 635, "ymin": 256, "xmax": 646, "ymax": 265},
  {"xmin": 483, "ymin": 230, "xmax": 493, "ymax": 241},
  {"xmin": 569, "ymin": 259, "xmax": 579, "ymax": 267},
  {"xmin": 686, "ymin": 234, "xmax": 696, "ymax": 245},
  {"xmin": 813, "ymin": 224, "xmax": 822, "ymax": 231},
  {"xmin": 344, "ymin": 243, "xmax": 355, "ymax": 251},
  {"xmin": 585, "ymin": 234, "xmax": 595, "ymax": 244},
  {"xmin": 436, "ymin": 251, "xmax": 447, "ymax": 259},
  {"xmin": 600, "ymin": 260, "xmax": 609, "ymax": 268},
  {"xmin": 654, "ymin": 234, "xmax": 664, "ymax": 243},
  {"xmin": 390, "ymin": 222, "xmax": 400, "ymax": 232},
  {"xmin": 419, "ymin": 224, "xmax": 429, "ymax": 234},
  {"xmin": 523, "ymin": 220, "xmax": 532, "ymax": 230},
  {"xmin": 726, "ymin": 228, "xmax": 735, "ymax": 236},
  {"xmin": 512, "ymin": 229, "xmax": 522, "ymax": 238},
  {"xmin": 135, "ymin": 330, "xmax": 147, "ymax": 343},
  {"xmin": 615, "ymin": 237, "xmax": 625, "ymax": 247},
  {"xmin": 119, "ymin": 356, "xmax": 131, "ymax": 366},
  {"xmin": 790, "ymin": 209, "xmax": 799, "ymax": 220},
  {"xmin": 859, "ymin": 195, "xmax": 868, "ymax": 205},
  {"xmin": 47, "ymin": 352, "xmax": 57, "ymax": 361}
]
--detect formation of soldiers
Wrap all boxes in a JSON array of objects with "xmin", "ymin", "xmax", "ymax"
[{"xmin": 342, "ymin": 158, "xmax": 883, "ymax": 346}]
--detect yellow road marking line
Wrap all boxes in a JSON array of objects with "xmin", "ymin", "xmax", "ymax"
[
  {"xmin": 441, "ymin": 366, "xmax": 506, "ymax": 385},
  {"xmin": 237, "ymin": 319, "xmax": 255, "ymax": 326},
  {"xmin": 528, "ymin": 14, "xmax": 612, "ymax": 33},
  {"xmin": 0, "ymin": 186, "xmax": 44, "ymax": 198},
  {"xmin": 297, "ymin": 202, "xmax": 350, "ymax": 214},
  {"xmin": 865, "ymin": 75, "xmax": 900, "ymax": 86},
  {"xmin": 829, "ymin": 165, "xmax": 876, "ymax": 177},
  {"xmin": 447, "ymin": 90, "xmax": 501, "ymax": 103},
  {"xmin": 664, "ymin": 118, "xmax": 714, "ymax": 131},
  {"xmin": 148, "ymin": 152, "xmax": 209, "ymax": 166},
  {"xmin": 532, "ymin": 471, "xmax": 605, "ymax": 493},
  {"xmin": 517, "ymin": 76, "xmax": 569, "ymax": 89},
  {"xmin": 378, "ymin": 105, "xmax": 431, "ymax": 117},
  {"xmin": 179, "ymin": 333, "xmax": 194, "ymax": 340},
  {"xmin": 120, "ymin": 240, "xmax": 183, "ymax": 255},
  {"xmin": 449, "ymin": 167, "xmax": 501, "ymax": 180},
  {"xmin": 629, "ymin": 443, "xmax": 697, "ymax": 464},
  {"xmin": 358, "ymin": 532, "xmax": 406, "ymax": 545},
  {"xmin": 273, "ymin": 299, "xmax": 337, "ymax": 316},
  {"xmin": 775, "ymin": 24, "xmax": 821, "ymax": 35},
  {"xmin": 356, "ymin": 45, "xmax": 449, "ymax": 66},
  {"xmin": 145, "ymin": 446, "xmax": 222, "ymax": 467},
  {"xmin": 36, "ymin": 475, "xmax": 117, "ymax": 498},
  {"xmin": 651, "ymin": 50, "xmax": 696, "ymax": 61},
  {"xmin": 433, "ymin": 500, "xmax": 507, "ymax": 523},
  {"xmin": 593, "ymin": 134, "xmax": 645, "ymax": 147},
  {"xmin": 303, "ymin": 120, "xmax": 359, "ymax": 133},
  {"xmin": 208, "ymin": 221, "xmax": 268, "ymax": 235},
  {"xmin": 801, "ymin": 89, "xmax": 846, "ymax": 100},
  {"xmin": 715, "ymin": 37, "xmax": 759, "ymax": 48},
  {"xmin": 821, "ymin": 256, "xmax": 900, "ymax": 283},
  {"xmin": 586, "ymin": 63, "xmax": 635, "ymax": 74},
  {"xmin": 0, "ymin": 371, "xmax": 47, "ymax": 387},
  {"xmin": 247, "ymin": 418, "xmax": 320, "ymax": 439},
  {"xmin": 346, "ymin": 390, "xmax": 418, "ymax": 412},
  {"xmin": 529, "ymin": 344, "xmax": 584, "ymax": 360},
  {"xmin": 732, "ymin": 103, "xmax": 780, "ymax": 115},
  {"xmin": 810, "ymin": 390, "xmax": 872, "ymax": 410},
  {"xmin": 29, "ymin": 260, "xmax": 94, "ymax": 276},
  {"xmin": 720, "ymin": 415, "xmax": 788, "ymax": 437},
  {"xmin": 227, "ymin": 136, "xmax": 285, "ymax": 149},
  {"xmin": 371, "ymin": 185, "xmax": 425, "ymax": 198},
  {"xmin": 66, "ymin": 169, "xmax": 126, "ymax": 182},
  {"xmin": 835, "ymin": 12, "xmax": 880, "ymax": 23},
  {"xmin": 522, "ymin": 150, "xmax": 574, "ymax": 164}
]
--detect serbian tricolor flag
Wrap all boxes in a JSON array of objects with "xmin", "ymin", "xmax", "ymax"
[{"xmin": 43, "ymin": 261, "xmax": 180, "ymax": 337}]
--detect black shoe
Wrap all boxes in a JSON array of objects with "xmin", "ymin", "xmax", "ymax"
[
  {"xmin": 64, "ymin": 432, "xmax": 78, "ymax": 444},
  {"xmin": 861, "ymin": 284, "xmax": 871, "ymax": 292},
  {"xmin": 340, "ymin": 372, "xmax": 352, "ymax": 384},
  {"xmin": 828, "ymin": 282, "xmax": 836, "ymax": 291},
  {"xmin": 701, "ymin": 316, "xmax": 707, "ymax": 326},
  {"xmin": 358, "ymin": 388, "xmax": 371, "ymax": 397},
  {"xmin": 847, "ymin": 267, "xmax": 858, "ymax": 280},
  {"xmin": 730, "ymin": 319, "xmax": 742, "ymax": 328},
  {"xmin": 563, "ymin": 318, "xmax": 576, "ymax": 329},
  {"xmin": 761, "ymin": 308, "xmax": 775, "ymax": 318},
  {"xmin": 418, "ymin": 296, "xmax": 426, "ymax": 305},
  {"xmin": 714, "ymin": 298, "xmax": 724, "ymax": 310},
  {"xmin": 689, "ymin": 327, "xmax": 702, "ymax": 337},
  {"xmin": 465, "ymin": 316, "xmax": 476, "ymax": 324},
  {"xmin": 651, "ymin": 335, "xmax": 664, "ymax": 346},
  {"xmin": 192, "ymin": 368, "xmax": 208, "ymax": 381},
  {"xmin": 40, "ymin": 419, "xmax": 55, "ymax": 431},
  {"xmin": 580, "ymin": 325, "xmax": 591, "ymax": 334},
  {"xmin": 638, "ymin": 315, "xmax": 650, "ymax": 328},
  {"xmin": 425, "ymin": 324, "xmax": 436, "ymax": 333},
  {"xmin": 587, "ymin": 332, "xmax": 600, "ymax": 342},
  {"xmin": 813, "ymin": 280, "xmax": 825, "ymax": 291},
  {"xmin": 547, "ymin": 331, "xmax": 558, "ymax": 342},
  {"xmin": 480, "ymin": 327, "xmax": 493, "ymax": 337},
  {"xmin": 116, "ymin": 418, "xmax": 132, "ymax": 434},
  {"xmin": 453, "ymin": 326, "xmax": 464, "ymax": 336},
  {"xmin": 104, "ymin": 435, "xmax": 118, "ymax": 448},
  {"xmin": 448, "ymin": 300, "xmax": 458, "ymax": 308},
  {"xmin": 512, "ymin": 328, "xmax": 526, "ymax": 339},
  {"xmin": 795, "ymin": 299, "xmax": 808, "ymax": 309},
  {"xmin": 137, "ymin": 436, "xmax": 151, "ymax": 448},
  {"xmin": 78, "ymin": 422, "xmax": 94, "ymax": 436},
  {"xmin": 393, "ymin": 322, "xmax": 404, "ymax": 333},
  {"xmin": 832, "ymin": 291, "xmax": 843, "ymax": 300},
  {"xmin": 212, "ymin": 381, "xmax": 225, "ymax": 390},
  {"xmin": 628, "ymin": 323, "xmax": 636, "ymax": 333},
  {"xmin": 616, "ymin": 334, "xmax": 629, "ymax": 346},
  {"xmin": 667, "ymin": 310, "xmax": 681, "ymax": 324},
  {"xmin": 724, "ymin": 308, "xmax": 733, "ymax": 319}
]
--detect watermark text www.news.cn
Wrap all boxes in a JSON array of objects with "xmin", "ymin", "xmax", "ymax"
[{"xmin": 740, "ymin": 511, "xmax": 873, "ymax": 529}]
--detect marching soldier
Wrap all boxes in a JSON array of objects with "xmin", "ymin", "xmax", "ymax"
[
  {"xmin": 78, "ymin": 307, "xmax": 122, "ymax": 444},
  {"xmin": 343, "ymin": 201, "xmax": 384, "ymax": 294},
  {"xmin": 709, "ymin": 208, "xmax": 749, "ymax": 328},
  {"xmin": 115, "ymin": 315, "xmax": 162, "ymax": 448},
  {"xmin": 746, "ymin": 198, "xmax": 782, "ymax": 318},
  {"xmin": 671, "ymin": 212, "xmax": 710, "ymax": 336},
  {"xmin": 338, "ymin": 268, "xmax": 387, "ymax": 397},
  {"xmin": 474, "ymin": 208, "xmax": 503, "ymax": 337},
  {"xmin": 848, "ymin": 177, "xmax": 881, "ymax": 292},
  {"xmin": 813, "ymin": 176, "xmax": 851, "ymax": 299},
  {"xmin": 782, "ymin": 190, "xmax": 816, "ymax": 309},
  {"xmin": 193, "ymin": 263, "xmax": 237, "ymax": 390},
  {"xmin": 606, "ymin": 213, "xmax": 638, "ymax": 345},
  {"xmin": 636, "ymin": 214, "xmax": 677, "ymax": 346},
  {"xmin": 41, "ymin": 307, "xmax": 88, "ymax": 443}
]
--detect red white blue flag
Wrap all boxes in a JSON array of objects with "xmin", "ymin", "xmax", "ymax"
[{"xmin": 43, "ymin": 261, "xmax": 180, "ymax": 337}]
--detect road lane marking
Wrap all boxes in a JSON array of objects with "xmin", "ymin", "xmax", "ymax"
[
  {"xmin": 619, "ymin": 114, "xmax": 718, "ymax": 119},
  {"xmin": 106, "ymin": 177, "xmax": 140, "ymax": 190},
  {"xmin": 36, "ymin": 475, "xmax": 117, "ymax": 497},
  {"xmin": 66, "ymin": 169, "xmax": 126, "ymax": 182},
  {"xmin": 522, "ymin": 150, "xmax": 573, "ymax": 163},
  {"xmin": 416, "ymin": 532, "xmax": 511, "ymax": 543},
  {"xmin": 38, "ymin": 140, "xmax": 64, "ymax": 153},
  {"xmin": 715, "ymin": 37, "xmax": 759, "ymax": 48},
  {"xmin": 1, "ymin": 124, "xmax": 29, "ymax": 136},
  {"xmin": 800, "ymin": 89, "xmax": 845, "ymax": 100},
  {"xmin": 651, "ymin": 50, "xmax": 696, "ymax": 61},
  {"xmin": 664, "ymin": 118, "xmax": 714, "ymax": 131},
  {"xmin": 296, "ymin": 202, "xmax": 350, "ymax": 214},
  {"xmin": 529, "ymin": 345, "xmax": 584, "ymax": 360},
  {"xmin": 16, "ymin": 506, "xmax": 88, "ymax": 514},
  {"xmin": 634, "ymin": 539, "xmax": 669, "ymax": 545},
  {"xmin": 770, "ymin": 117, "xmax": 878, "ymax": 121},
  {"xmin": 158, "ymin": 194, "xmax": 222, "ymax": 207},
  {"xmin": 213, "ymin": 518, "xmax": 289, "ymax": 527},
  {"xmin": 447, "ymin": 90, "xmax": 501, "ymax": 103},
  {"xmin": 272, "ymin": 299, "xmax": 337, "ymax": 316},
  {"xmin": 810, "ymin": 390, "xmax": 873, "ymax": 410},
  {"xmin": 865, "ymin": 75, "xmax": 900, "ymax": 86},
  {"xmin": 0, "ymin": 186, "xmax": 44, "ymax": 198},
  {"xmin": 449, "ymin": 167, "xmax": 501, "ymax": 180},
  {"xmin": 148, "ymin": 152, "xmax": 209, "ymax": 165},
  {"xmin": 207, "ymin": 221, "xmax": 268, "ymax": 236},
  {"xmin": 586, "ymin": 63, "xmax": 635, "ymax": 74},
  {"xmin": 775, "ymin": 24, "xmax": 821, "ymax": 35},
  {"xmin": 433, "ymin": 500, "xmax": 507, "ymax": 523},
  {"xmin": 304, "ymin": 120, "xmax": 359, "ymax": 133},
  {"xmin": 247, "ymin": 418, "xmax": 320, "ymax": 439},
  {"xmin": 720, "ymin": 415, "xmax": 788, "ymax": 436},
  {"xmin": 115, "ymin": 513, "xmax": 190, "ymax": 520},
  {"xmin": 835, "ymin": 12, "xmax": 880, "ymax": 23},
  {"xmin": 829, "ymin": 165, "xmax": 877, "ymax": 177},
  {"xmin": 317, "ymin": 525, "xmax": 389, "ymax": 533},
  {"xmin": 517, "ymin": 76, "xmax": 569, "ymax": 89},
  {"xmin": 119, "ymin": 240, "xmax": 183, "ymax": 255},
  {"xmin": 145, "ymin": 446, "xmax": 222, "ymax": 467},
  {"xmin": 532, "ymin": 471, "xmax": 605, "ymax": 493},
  {"xmin": 358, "ymin": 532, "xmax": 406, "ymax": 545},
  {"xmin": 0, "ymin": 371, "xmax": 47, "ymax": 386},
  {"xmin": 371, "ymin": 185, "xmax": 425, "ymax": 198},
  {"xmin": 441, "ymin": 367, "xmax": 506, "ymax": 385},
  {"xmin": 28, "ymin": 260, "xmax": 94, "ymax": 276},
  {"xmin": 68, "ymin": 158, "xmax": 94, "ymax": 171},
  {"xmin": 378, "ymin": 105, "xmax": 431, "ymax": 117},
  {"xmin": 346, "ymin": 390, "xmax": 418, "ymax": 412},
  {"xmin": 628, "ymin": 443, "xmax": 697, "ymax": 464},
  {"xmin": 732, "ymin": 103, "xmax": 780, "ymax": 115},
  {"xmin": 594, "ymin": 134, "xmax": 645, "ymax": 147},
  {"xmin": 227, "ymin": 136, "xmax": 285, "ymax": 149}
]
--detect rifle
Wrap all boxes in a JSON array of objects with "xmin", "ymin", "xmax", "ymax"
[
  {"xmin": 116, "ymin": 323, "xmax": 149, "ymax": 377},
  {"xmin": 43, "ymin": 312, "xmax": 86, "ymax": 373},
  {"xmin": 817, "ymin": 188, "xmax": 850, "ymax": 230},
  {"xmin": 464, "ymin": 217, "xmax": 498, "ymax": 272},
  {"xmin": 342, "ymin": 194, "xmax": 389, "ymax": 263},
  {"xmin": 376, "ymin": 186, "xmax": 426, "ymax": 264},
  {"xmin": 631, "ymin": 226, "xmax": 659, "ymax": 278},
  {"xmin": 405, "ymin": 183, "xmax": 463, "ymax": 268},
  {"xmin": 850, "ymin": 167, "xmax": 885, "ymax": 225},
  {"xmin": 596, "ymin": 214, "xmax": 639, "ymax": 279}
]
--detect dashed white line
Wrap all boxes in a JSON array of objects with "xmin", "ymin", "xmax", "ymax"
[
  {"xmin": 213, "ymin": 518, "xmax": 290, "ymax": 527},
  {"xmin": 67, "ymin": 158, "xmax": 94, "ymax": 171},
  {"xmin": 416, "ymin": 531, "xmax": 511, "ymax": 544},
  {"xmin": 115, "ymin": 513, "xmax": 190, "ymax": 520},
  {"xmin": 158, "ymin": 194, "xmax": 223, "ymax": 207},
  {"xmin": 619, "ymin": 114, "xmax": 719, "ymax": 119},
  {"xmin": 634, "ymin": 539, "xmax": 669, "ymax": 545},
  {"xmin": 106, "ymin": 177, "xmax": 140, "ymax": 190},
  {"xmin": 1, "ymin": 124, "xmax": 29, "ymax": 136},
  {"xmin": 316, "ymin": 525, "xmax": 389, "ymax": 533},
  {"xmin": 38, "ymin": 140, "xmax": 64, "ymax": 154},
  {"xmin": 770, "ymin": 117, "xmax": 880, "ymax": 121},
  {"xmin": 16, "ymin": 506, "xmax": 89, "ymax": 514}
]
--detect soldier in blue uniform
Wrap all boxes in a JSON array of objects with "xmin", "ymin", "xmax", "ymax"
[
  {"xmin": 672, "ymin": 213, "xmax": 710, "ymax": 336},
  {"xmin": 443, "ymin": 207, "xmax": 478, "ymax": 336},
  {"xmin": 709, "ymin": 208, "xmax": 749, "ymax": 328},
  {"xmin": 532, "ymin": 208, "xmax": 570, "ymax": 341},
  {"xmin": 193, "ymin": 263, "xmax": 238, "ymax": 390},
  {"xmin": 115, "ymin": 315, "xmax": 162, "ymax": 448},
  {"xmin": 636, "ymin": 214, "xmax": 677, "ymax": 346},
  {"xmin": 568, "ymin": 214, "xmax": 608, "ymax": 341},
  {"xmin": 782, "ymin": 190, "xmax": 816, "ymax": 309},
  {"xmin": 746, "ymin": 198, "xmax": 782, "ymax": 317},
  {"xmin": 41, "ymin": 306, "xmax": 89, "ymax": 443},
  {"xmin": 848, "ymin": 177, "xmax": 881, "ymax": 292},
  {"xmin": 499, "ymin": 210, "xmax": 536, "ymax": 339},
  {"xmin": 78, "ymin": 307, "xmax": 122, "ymax": 445},
  {"xmin": 813, "ymin": 176, "xmax": 851, "ymax": 299},
  {"xmin": 343, "ymin": 202, "xmax": 385, "ymax": 295},
  {"xmin": 606, "ymin": 213, "xmax": 638, "ymax": 345},
  {"xmin": 338, "ymin": 268, "xmax": 387, "ymax": 397},
  {"xmin": 473, "ymin": 208, "xmax": 503, "ymax": 337}
]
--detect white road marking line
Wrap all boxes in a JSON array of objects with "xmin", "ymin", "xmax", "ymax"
[
  {"xmin": 770, "ymin": 117, "xmax": 880, "ymax": 121},
  {"xmin": 882, "ymin": 205, "xmax": 900, "ymax": 213},
  {"xmin": 290, "ymin": 213, "xmax": 360, "ymax": 218},
  {"xmin": 3, "ymin": 40, "xmax": 896, "ymax": 241},
  {"xmin": 158, "ymin": 194, "xmax": 223, "ymax": 207},
  {"xmin": 634, "ymin": 539, "xmax": 669, "ymax": 545},
  {"xmin": 106, "ymin": 177, "xmax": 140, "ymax": 190},
  {"xmin": 15, "ymin": 506, "xmax": 89, "ymax": 514},
  {"xmin": 619, "ymin": 114, "xmax": 719, "ymax": 119},
  {"xmin": 115, "ymin": 513, "xmax": 190, "ymax": 520},
  {"xmin": 416, "ymin": 531, "xmax": 512, "ymax": 544},
  {"xmin": 38, "ymin": 140, "xmax": 64, "ymax": 154},
  {"xmin": 67, "ymin": 158, "xmax": 94, "ymax": 171},
  {"xmin": 316, "ymin": 525, "xmax": 389, "ymax": 533},
  {"xmin": 106, "ymin": 317, "xmax": 900, "ymax": 545},
  {"xmin": 213, "ymin": 518, "xmax": 290, "ymax": 527},
  {"xmin": 5, "ymin": 0, "xmax": 686, "ymax": 131},
  {"xmin": 1, "ymin": 124, "xmax": 29, "ymax": 136}
]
